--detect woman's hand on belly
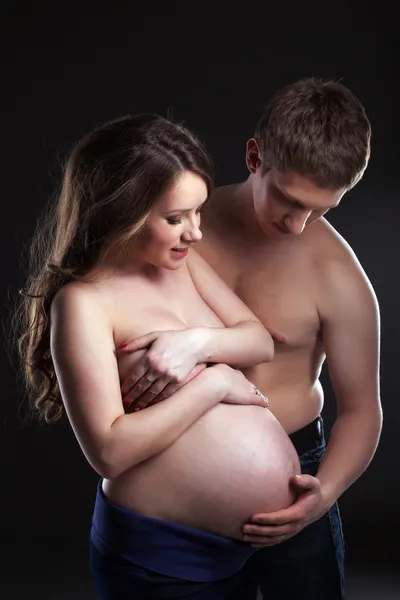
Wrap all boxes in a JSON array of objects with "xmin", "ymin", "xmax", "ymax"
[
  {"xmin": 124, "ymin": 363, "xmax": 269, "ymax": 413},
  {"xmin": 214, "ymin": 364, "xmax": 269, "ymax": 408}
]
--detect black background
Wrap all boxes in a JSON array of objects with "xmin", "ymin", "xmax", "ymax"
[{"xmin": 2, "ymin": 2, "xmax": 399, "ymax": 598}]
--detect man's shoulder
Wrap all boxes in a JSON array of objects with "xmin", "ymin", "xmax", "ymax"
[
  {"xmin": 208, "ymin": 182, "xmax": 238, "ymax": 200},
  {"xmin": 310, "ymin": 219, "xmax": 377, "ymax": 306},
  {"xmin": 308, "ymin": 217, "xmax": 360, "ymax": 267},
  {"xmin": 205, "ymin": 183, "xmax": 242, "ymax": 221}
]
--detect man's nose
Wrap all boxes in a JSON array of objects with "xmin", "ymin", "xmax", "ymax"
[{"xmin": 284, "ymin": 211, "xmax": 311, "ymax": 235}]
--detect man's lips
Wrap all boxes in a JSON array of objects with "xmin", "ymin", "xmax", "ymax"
[{"xmin": 274, "ymin": 223, "xmax": 290, "ymax": 233}]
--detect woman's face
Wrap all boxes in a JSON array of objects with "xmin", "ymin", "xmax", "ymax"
[{"xmin": 138, "ymin": 171, "xmax": 208, "ymax": 270}]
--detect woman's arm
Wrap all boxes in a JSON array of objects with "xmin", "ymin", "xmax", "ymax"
[
  {"xmin": 118, "ymin": 250, "xmax": 274, "ymax": 404},
  {"xmin": 50, "ymin": 284, "xmax": 264, "ymax": 480},
  {"xmin": 185, "ymin": 249, "xmax": 274, "ymax": 366},
  {"xmin": 129, "ymin": 250, "xmax": 274, "ymax": 368}
]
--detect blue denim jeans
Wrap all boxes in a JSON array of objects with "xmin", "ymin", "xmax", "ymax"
[{"xmin": 227, "ymin": 417, "xmax": 345, "ymax": 600}]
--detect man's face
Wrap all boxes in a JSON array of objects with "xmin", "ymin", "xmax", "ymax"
[{"xmin": 247, "ymin": 140, "xmax": 346, "ymax": 236}]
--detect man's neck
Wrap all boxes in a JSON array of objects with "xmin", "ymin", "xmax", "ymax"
[{"xmin": 225, "ymin": 177, "xmax": 277, "ymax": 245}]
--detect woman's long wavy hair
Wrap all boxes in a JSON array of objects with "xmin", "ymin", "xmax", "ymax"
[{"xmin": 14, "ymin": 113, "xmax": 214, "ymax": 424}]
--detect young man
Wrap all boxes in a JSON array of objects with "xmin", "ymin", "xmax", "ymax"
[
  {"xmin": 194, "ymin": 77, "xmax": 382, "ymax": 599},
  {"xmin": 120, "ymin": 78, "xmax": 382, "ymax": 599}
]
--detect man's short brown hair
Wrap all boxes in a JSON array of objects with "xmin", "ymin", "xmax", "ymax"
[{"xmin": 254, "ymin": 77, "xmax": 371, "ymax": 189}]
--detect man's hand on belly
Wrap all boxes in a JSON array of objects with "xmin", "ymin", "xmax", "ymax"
[{"xmin": 242, "ymin": 474, "xmax": 330, "ymax": 547}]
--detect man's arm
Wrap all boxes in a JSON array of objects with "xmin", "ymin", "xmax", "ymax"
[
  {"xmin": 316, "ymin": 248, "xmax": 382, "ymax": 506},
  {"xmin": 241, "ymin": 242, "xmax": 382, "ymax": 547}
]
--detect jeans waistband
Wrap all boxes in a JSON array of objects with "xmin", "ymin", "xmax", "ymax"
[{"xmin": 289, "ymin": 416, "xmax": 324, "ymax": 456}]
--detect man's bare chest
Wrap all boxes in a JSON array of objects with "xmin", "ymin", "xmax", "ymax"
[
  {"xmin": 199, "ymin": 239, "xmax": 321, "ymax": 348},
  {"xmin": 237, "ymin": 267, "xmax": 320, "ymax": 347}
]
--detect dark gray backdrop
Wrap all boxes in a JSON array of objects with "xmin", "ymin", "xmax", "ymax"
[{"xmin": 2, "ymin": 2, "xmax": 398, "ymax": 598}]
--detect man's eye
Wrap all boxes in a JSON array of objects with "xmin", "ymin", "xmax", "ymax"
[{"xmin": 167, "ymin": 217, "xmax": 182, "ymax": 225}]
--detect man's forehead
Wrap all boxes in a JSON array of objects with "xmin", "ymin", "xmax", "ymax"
[{"xmin": 271, "ymin": 170, "xmax": 344, "ymax": 210}]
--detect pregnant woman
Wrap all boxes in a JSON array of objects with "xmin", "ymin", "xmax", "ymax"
[{"xmin": 16, "ymin": 113, "xmax": 300, "ymax": 599}]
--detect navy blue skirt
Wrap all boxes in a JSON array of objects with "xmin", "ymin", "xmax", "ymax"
[{"xmin": 89, "ymin": 481, "xmax": 257, "ymax": 599}]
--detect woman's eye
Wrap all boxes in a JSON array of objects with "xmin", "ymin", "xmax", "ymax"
[
  {"xmin": 167, "ymin": 217, "xmax": 182, "ymax": 225},
  {"xmin": 197, "ymin": 201, "xmax": 208, "ymax": 214}
]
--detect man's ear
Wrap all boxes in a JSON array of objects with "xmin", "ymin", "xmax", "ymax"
[{"xmin": 246, "ymin": 138, "xmax": 262, "ymax": 174}]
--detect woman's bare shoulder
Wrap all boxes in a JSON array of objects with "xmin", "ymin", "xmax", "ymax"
[{"xmin": 52, "ymin": 272, "xmax": 148, "ymax": 314}]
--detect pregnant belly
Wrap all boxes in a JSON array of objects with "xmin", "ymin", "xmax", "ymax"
[{"xmin": 103, "ymin": 404, "xmax": 301, "ymax": 540}]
